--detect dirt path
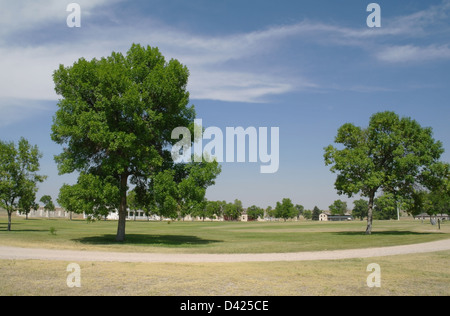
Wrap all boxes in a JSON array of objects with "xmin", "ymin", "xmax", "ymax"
[{"xmin": 1, "ymin": 239, "xmax": 449, "ymax": 263}]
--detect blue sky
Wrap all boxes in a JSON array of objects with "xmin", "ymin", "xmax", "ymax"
[{"xmin": 1, "ymin": 0, "xmax": 450, "ymax": 210}]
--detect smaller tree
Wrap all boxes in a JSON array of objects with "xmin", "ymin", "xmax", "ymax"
[
  {"xmin": 329, "ymin": 200, "xmax": 348, "ymax": 216},
  {"xmin": 352, "ymin": 199, "xmax": 368, "ymax": 220},
  {"xmin": 295, "ymin": 204, "xmax": 304, "ymax": 220},
  {"xmin": 224, "ymin": 199, "xmax": 243, "ymax": 221},
  {"xmin": 265, "ymin": 206, "xmax": 275, "ymax": 220},
  {"xmin": 247, "ymin": 205, "xmax": 264, "ymax": 221},
  {"xmin": 57, "ymin": 174, "xmax": 120, "ymax": 222},
  {"xmin": 0, "ymin": 138, "xmax": 45, "ymax": 230},
  {"xmin": 18, "ymin": 181, "xmax": 39, "ymax": 220},
  {"xmin": 40, "ymin": 195, "xmax": 56, "ymax": 218},
  {"xmin": 303, "ymin": 209, "xmax": 312, "ymax": 220},
  {"xmin": 312, "ymin": 206, "xmax": 321, "ymax": 221},
  {"xmin": 150, "ymin": 160, "xmax": 221, "ymax": 221},
  {"xmin": 275, "ymin": 198, "xmax": 297, "ymax": 221},
  {"xmin": 57, "ymin": 184, "xmax": 79, "ymax": 220},
  {"xmin": 410, "ymin": 167, "xmax": 450, "ymax": 228},
  {"xmin": 374, "ymin": 193, "xmax": 397, "ymax": 220},
  {"xmin": 204, "ymin": 200, "xmax": 220, "ymax": 221}
]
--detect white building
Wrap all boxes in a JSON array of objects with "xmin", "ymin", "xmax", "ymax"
[
  {"xmin": 18, "ymin": 207, "xmax": 79, "ymax": 219},
  {"xmin": 319, "ymin": 212, "xmax": 353, "ymax": 221}
]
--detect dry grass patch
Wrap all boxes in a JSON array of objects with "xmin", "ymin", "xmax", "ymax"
[{"xmin": 1, "ymin": 250, "xmax": 449, "ymax": 296}]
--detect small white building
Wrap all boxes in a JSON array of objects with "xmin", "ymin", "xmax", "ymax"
[
  {"xmin": 319, "ymin": 212, "xmax": 353, "ymax": 222},
  {"xmin": 18, "ymin": 207, "xmax": 79, "ymax": 219}
]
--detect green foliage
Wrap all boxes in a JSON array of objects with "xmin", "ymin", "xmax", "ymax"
[
  {"xmin": 329, "ymin": 199, "xmax": 348, "ymax": 216},
  {"xmin": 247, "ymin": 205, "xmax": 264, "ymax": 221},
  {"xmin": 0, "ymin": 138, "xmax": 45, "ymax": 230},
  {"xmin": 49, "ymin": 227, "xmax": 57, "ymax": 236},
  {"xmin": 325, "ymin": 111, "xmax": 445, "ymax": 234},
  {"xmin": 223, "ymin": 199, "xmax": 243, "ymax": 221},
  {"xmin": 18, "ymin": 181, "xmax": 39, "ymax": 218},
  {"xmin": 312, "ymin": 206, "xmax": 321, "ymax": 221},
  {"xmin": 352, "ymin": 199, "xmax": 368, "ymax": 220},
  {"xmin": 410, "ymin": 167, "xmax": 450, "ymax": 217},
  {"xmin": 40, "ymin": 195, "xmax": 56, "ymax": 213},
  {"xmin": 51, "ymin": 44, "xmax": 220, "ymax": 241},
  {"xmin": 201, "ymin": 200, "xmax": 227, "ymax": 221},
  {"xmin": 58, "ymin": 173, "xmax": 119, "ymax": 221},
  {"xmin": 295, "ymin": 204, "xmax": 304, "ymax": 219},
  {"xmin": 274, "ymin": 198, "xmax": 297, "ymax": 221},
  {"xmin": 374, "ymin": 193, "xmax": 397, "ymax": 220},
  {"xmin": 149, "ymin": 160, "xmax": 221, "ymax": 220},
  {"xmin": 265, "ymin": 206, "xmax": 275, "ymax": 218},
  {"xmin": 303, "ymin": 210, "xmax": 312, "ymax": 220}
]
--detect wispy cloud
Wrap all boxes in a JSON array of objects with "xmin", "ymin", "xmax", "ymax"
[
  {"xmin": 376, "ymin": 44, "xmax": 450, "ymax": 63},
  {"xmin": 0, "ymin": 8, "xmax": 321, "ymax": 103},
  {"xmin": 1, "ymin": 0, "xmax": 449, "ymax": 108},
  {"xmin": 188, "ymin": 70, "xmax": 315, "ymax": 103},
  {"xmin": 372, "ymin": 0, "xmax": 450, "ymax": 64}
]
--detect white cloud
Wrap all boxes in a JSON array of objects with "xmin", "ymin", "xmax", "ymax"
[
  {"xmin": 0, "ymin": 14, "xmax": 320, "ymax": 103},
  {"xmin": 188, "ymin": 70, "xmax": 305, "ymax": 103},
  {"xmin": 376, "ymin": 44, "xmax": 450, "ymax": 63},
  {"xmin": 0, "ymin": 44, "xmax": 112, "ymax": 101},
  {"xmin": 1, "ymin": 0, "xmax": 450, "ymax": 108}
]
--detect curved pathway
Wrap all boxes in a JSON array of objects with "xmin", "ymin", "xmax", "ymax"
[{"xmin": 1, "ymin": 239, "xmax": 449, "ymax": 263}]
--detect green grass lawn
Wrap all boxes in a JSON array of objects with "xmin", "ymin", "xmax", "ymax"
[
  {"xmin": 1, "ymin": 214, "xmax": 449, "ymax": 296},
  {"xmin": 0, "ymin": 214, "xmax": 448, "ymax": 254}
]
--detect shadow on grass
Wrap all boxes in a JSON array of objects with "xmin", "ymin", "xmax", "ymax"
[
  {"xmin": 335, "ymin": 230, "xmax": 443, "ymax": 236},
  {"xmin": 73, "ymin": 234, "xmax": 223, "ymax": 247}
]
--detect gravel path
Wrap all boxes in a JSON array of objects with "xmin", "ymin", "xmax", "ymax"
[{"xmin": 1, "ymin": 239, "xmax": 449, "ymax": 263}]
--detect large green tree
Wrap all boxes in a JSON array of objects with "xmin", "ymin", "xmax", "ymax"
[
  {"xmin": 0, "ymin": 138, "xmax": 45, "ymax": 231},
  {"xmin": 324, "ymin": 111, "xmax": 445, "ymax": 234},
  {"xmin": 52, "ymin": 44, "xmax": 203, "ymax": 241}
]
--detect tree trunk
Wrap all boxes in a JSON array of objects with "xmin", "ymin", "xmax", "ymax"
[
  {"xmin": 365, "ymin": 193, "xmax": 375, "ymax": 235},
  {"xmin": 7, "ymin": 211, "xmax": 12, "ymax": 231},
  {"xmin": 116, "ymin": 173, "xmax": 128, "ymax": 242}
]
